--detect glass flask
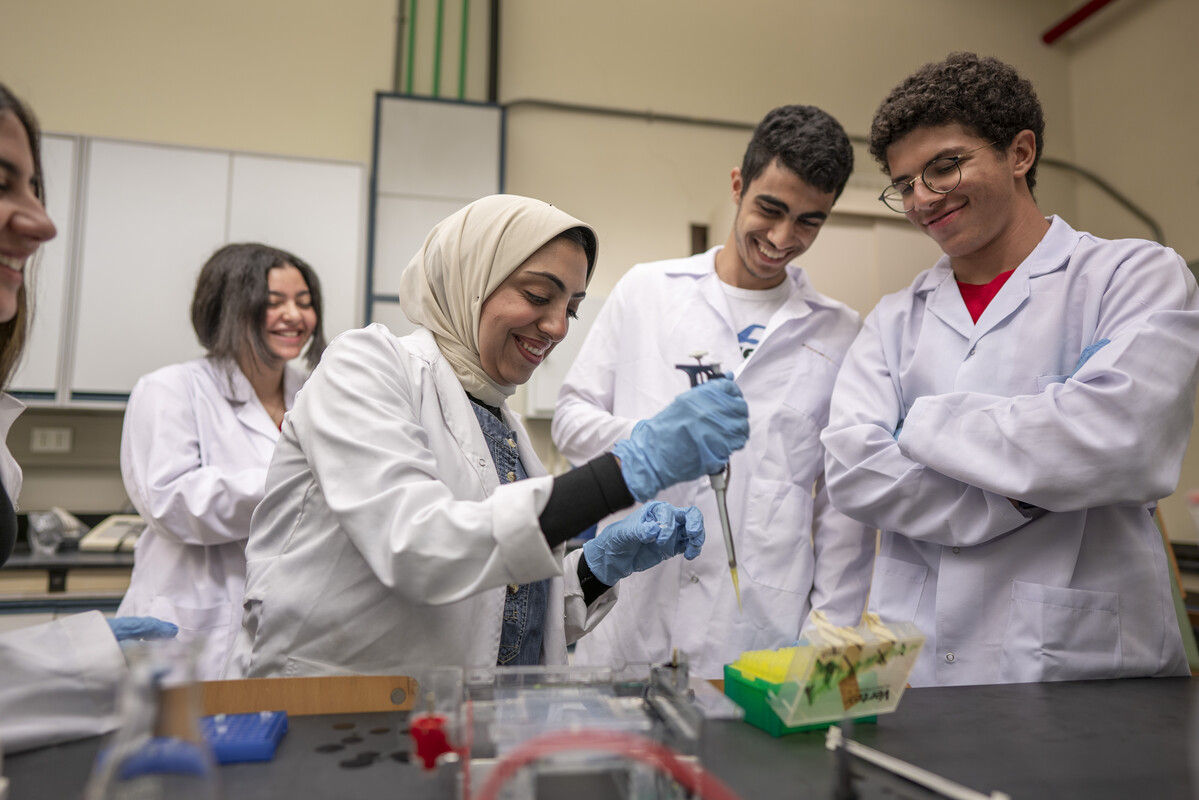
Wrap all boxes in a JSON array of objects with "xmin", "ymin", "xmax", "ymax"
[{"xmin": 84, "ymin": 637, "xmax": 217, "ymax": 800}]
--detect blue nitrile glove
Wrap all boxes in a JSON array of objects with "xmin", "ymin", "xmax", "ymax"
[
  {"xmin": 612, "ymin": 378, "xmax": 749, "ymax": 503},
  {"xmin": 1071, "ymin": 338, "xmax": 1110, "ymax": 376},
  {"xmin": 107, "ymin": 616, "xmax": 179, "ymax": 642},
  {"xmin": 583, "ymin": 501, "xmax": 705, "ymax": 586}
]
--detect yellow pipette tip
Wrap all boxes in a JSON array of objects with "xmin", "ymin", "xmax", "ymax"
[{"xmin": 731, "ymin": 565, "xmax": 742, "ymax": 613}]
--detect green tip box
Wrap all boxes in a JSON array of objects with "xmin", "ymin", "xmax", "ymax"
[{"xmin": 723, "ymin": 616, "xmax": 925, "ymax": 737}]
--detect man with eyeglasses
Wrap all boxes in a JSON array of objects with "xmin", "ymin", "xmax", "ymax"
[
  {"xmin": 553, "ymin": 105, "xmax": 875, "ymax": 679},
  {"xmin": 822, "ymin": 52, "xmax": 1199, "ymax": 686}
]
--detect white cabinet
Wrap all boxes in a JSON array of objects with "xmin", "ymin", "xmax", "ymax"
[
  {"xmin": 71, "ymin": 141, "xmax": 228, "ymax": 397},
  {"xmin": 369, "ymin": 95, "xmax": 502, "ymax": 301},
  {"xmin": 227, "ymin": 154, "xmax": 364, "ymax": 339},
  {"xmin": 14, "ymin": 137, "xmax": 365, "ymax": 404}
]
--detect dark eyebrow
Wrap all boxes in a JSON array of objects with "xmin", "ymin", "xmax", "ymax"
[
  {"xmin": 756, "ymin": 194, "xmax": 790, "ymax": 214},
  {"xmin": 269, "ymin": 289, "xmax": 311, "ymax": 297},
  {"xmin": 757, "ymin": 193, "xmax": 826, "ymax": 222},
  {"xmin": 527, "ymin": 270, "xmax": 586, "ymax": 299}
]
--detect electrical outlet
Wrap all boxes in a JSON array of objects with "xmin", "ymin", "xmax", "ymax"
[{"xmin": 30, "ymin": 426, "xmax": 73, "ymax": 454}]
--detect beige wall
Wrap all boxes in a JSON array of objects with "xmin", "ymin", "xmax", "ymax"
[
  {"xmin": 4, "ymin": 0, "xmax": 1199, "ymax": 540},
  {"xmin": 1062, "ymin": 0, "xmax": 1199, "ymax": 542}
]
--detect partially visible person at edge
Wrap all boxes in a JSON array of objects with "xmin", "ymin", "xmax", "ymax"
[{"xmin": 0, "ymin": 82, "xmax": 176, "ymax": 755}]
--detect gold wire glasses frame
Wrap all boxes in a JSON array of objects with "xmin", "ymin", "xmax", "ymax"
[{"xmin": 878, "ymin": 142, "xmax": 1000, "ymax": 212}]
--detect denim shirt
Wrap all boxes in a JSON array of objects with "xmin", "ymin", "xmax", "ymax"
[{"xmin": 469, "ymin": 399, "xmax": 549, "ymax": 666}]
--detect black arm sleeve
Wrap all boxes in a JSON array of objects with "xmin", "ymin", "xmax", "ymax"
[
  {"xmin": 538, "ymin": 452, "xmax": 634, "ymax": 549},
  {"xmin": 576, "ymin": 553, "xmax": 613, "ymax": 606},
  {"xmin": 0, "ymin": 484, "xmax": 15, "ymax": 568}
]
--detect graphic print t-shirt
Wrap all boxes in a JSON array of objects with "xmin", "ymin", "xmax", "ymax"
[{"xmin": 721, "ymin": 280, "xmax": 791, "ymax": 360}]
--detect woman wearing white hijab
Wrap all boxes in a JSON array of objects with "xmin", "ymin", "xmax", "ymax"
[{"xmin": 227, "ymin": 195, "xmax": 748, "ymax": 676}]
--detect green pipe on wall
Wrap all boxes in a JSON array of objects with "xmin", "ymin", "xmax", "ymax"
[
  {"xmin": 458, "ymin": 0, "xmax": 470, "ymax": 100},
  {"xmin": 432, "ymin": 0, "xmax": 445, "ymax": 97},
  {"xmin": 405, "ymin": 0, "xmax": 417, "ymax": 94}
]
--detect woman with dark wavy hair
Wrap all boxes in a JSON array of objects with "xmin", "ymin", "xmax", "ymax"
[{"xmin": 117, "ymin": 241, "xmax": 326, "ymax": 680}]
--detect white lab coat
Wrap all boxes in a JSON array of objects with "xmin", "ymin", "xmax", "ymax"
[
  {"xmin": 554, "ymin": 248, "xmax": 875, "ymax": 679},
  {"xmin": 822, "ymin": 216, "xmax": 1196, "ymax": 686},
  {"xmin": 0, "ymin": 395, "xmax": 125, "ymax": 753},
  {"xmin": 0, "ymin": 393, "xmax": 22, "ymax": 506},
  {"xmin": 0, "ymin": 611, "xmax": 125, "ymax": 753},
  {"xmin": 227, "ymin": 325, "xmax": 614, "ymax": 678},
  {"xmin": 118, "ymin": 357, "xmax": 306, "ymax": 680}
]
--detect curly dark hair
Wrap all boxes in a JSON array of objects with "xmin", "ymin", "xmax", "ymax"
[
  {"xmin": 868, "ymin": 52, "xmax": 1045, "ymax": 191},
  {"xmin": 741, "ymin": 105, "xmax": 854, "ymax": 200}
]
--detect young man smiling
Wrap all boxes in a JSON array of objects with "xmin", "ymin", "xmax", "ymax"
[
  {"xmin": 553, "ymin": 105, "xmax": 875, "ymax": 679},
  {"xmin": 822, "ymin": 52, "xmax": 1199, "ymax": 686}
]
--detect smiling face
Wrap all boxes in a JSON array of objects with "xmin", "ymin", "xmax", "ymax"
[
  {"xmin": 0, "ymin": 111, "xmax": 56, "ymax": 324},
  {"xmin": 884, "ymin": 123, "xmax": 1043, "ymax": 280},
  {"xmin": 262, "ymin": 263, "xmax": 316, "ymax": 362},
  {"xmin": 477, "ymin": 236, "xmax": 588, "ymax": 387},
  {"xmin": 717, "ymin": 158, "xmax": 836, "ymax": 290}
]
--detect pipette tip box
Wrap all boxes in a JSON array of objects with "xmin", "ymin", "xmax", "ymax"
[{"xmin": 723, "ymin": 619, "xmax": 924, "ymax": 737}]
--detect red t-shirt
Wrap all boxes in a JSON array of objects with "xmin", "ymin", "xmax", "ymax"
[{"xmin": 957, "ymin": 270, "xmax": 1015, "ymax": 323}]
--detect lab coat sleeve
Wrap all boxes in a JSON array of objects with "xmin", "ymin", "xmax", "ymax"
[
  {"xmin": 551, "ymin": 281, "xmax": 639, "ymax": 464},
  {"xmin": 561, "ymin": 547, "xmax": 618, "ymax": 644},
  {"xmin": 122, "ymin": 371, "xmax": 265, "ymax": 547},
  {"xmin": 900, "ymin": 248, "xmax": 1199, "ymax": 512},
  {"xmin": 806, "ymin": 469, "xmax": 875, "ymax": 628},
  {"xmin": 822, "ymin": 311, "xmax": 1031, "ymax": 546},
  {"xmin": 291, "ymin": 329, "xmax": 562, "ymax": 606},
  {"xmin": 0, "ymin": 612, "xmax": 125, "ymax": 754}
]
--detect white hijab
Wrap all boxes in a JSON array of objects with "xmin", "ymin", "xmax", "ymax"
[{"xmin": 398, "ymin": 195, "xmax": 597, "ymax": 407}]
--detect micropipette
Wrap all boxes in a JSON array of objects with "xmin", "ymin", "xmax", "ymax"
[{"xmin": 674, "ymin": 353, "xmax": 741, "ymax": 612}]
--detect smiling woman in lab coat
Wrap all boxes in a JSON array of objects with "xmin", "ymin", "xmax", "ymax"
[
  {"xmin": 118, "ymin": 243, "xmax": 327, "ymax": 680},
  {"xmin": 227, "ymin": 195, "xmax": 749, "ymax": 677}
]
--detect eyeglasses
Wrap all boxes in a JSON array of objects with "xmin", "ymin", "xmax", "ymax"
[{"xmin": 878, "ymin": 142, "xmax": 999, "ymax": 213}]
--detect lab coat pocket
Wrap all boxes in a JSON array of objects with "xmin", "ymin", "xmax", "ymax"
[
  {"xmin": 1035, "ymin": 374, "xmax": 1068, "ymax": 392},
  {"xmin": 998, "ymin": 580, "xmax": 1120, "ymax": 683},
  {"xmin": 867, "ymin": 556, "xmax": 928, "ymax": 623},
  {"xmin": 739, "ymin": 478, "xmax": 812, "ymax": 593}
]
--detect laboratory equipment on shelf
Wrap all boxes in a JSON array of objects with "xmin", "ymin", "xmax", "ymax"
[{"xmin": 675, "ymin": 352, "xmax": 741, "ymax": 611}]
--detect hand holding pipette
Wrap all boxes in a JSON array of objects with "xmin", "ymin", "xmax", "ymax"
[{"xmin": 674, "ymin": 353, "xmax": 743, "ymax": 612}]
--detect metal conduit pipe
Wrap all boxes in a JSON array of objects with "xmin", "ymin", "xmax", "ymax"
[{"xmin": 502, "ymin": 97, "xmax": 1167, "ymax": 246}]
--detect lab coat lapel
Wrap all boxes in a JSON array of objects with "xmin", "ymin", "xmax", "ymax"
[
  {"xmin": 423, "ymin": 336, "xmax": 498, "ymax": 493},
  {"xmin": 211, "ymin": 360, "xmax": 279, "ymax": 441},
  {"xmin": 968, "ymin": 217, "xmax": 1070, "ymax": 342},
  {"xmin": 695, "ymin": 269, "xmax": 738, "ymax": 340},
  {"xmin": 923, "ymin": 267, "xmax": 975, "ymax": 341},
  {"xmin": 971, "ymin": 267, "xmax": 1031, "ymax": 341}
]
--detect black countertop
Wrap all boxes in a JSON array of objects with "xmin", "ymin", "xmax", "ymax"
[{"xmin": 5, "ymin": 677, "xmax": 1196, "ymax": 799}]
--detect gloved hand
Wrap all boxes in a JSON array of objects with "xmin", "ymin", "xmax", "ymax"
[
  {"xmin": 583, "ymin": 501, "xmax": 705, "ymax": 586},
  {"xmin": 107, "ymin": 616, "xmax": 179, "ymax": 642},
  {"xmin": 613, "ymin": 378, "xmax": 749, "ymax": 502}
]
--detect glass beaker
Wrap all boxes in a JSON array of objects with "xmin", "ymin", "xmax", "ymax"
[{"xmin": 83, "ymin": 637, "xmax": 217, "ymax": 800}]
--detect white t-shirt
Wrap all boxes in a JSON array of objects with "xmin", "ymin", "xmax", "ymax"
[{"xmin": 721, "ymin": 279, "xmax": 792, "ymax": 360}]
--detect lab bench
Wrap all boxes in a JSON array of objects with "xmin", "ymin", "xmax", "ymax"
[{"xmin": 5, "ymin": 677, "xmax": 1196, "ymax": 799}]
